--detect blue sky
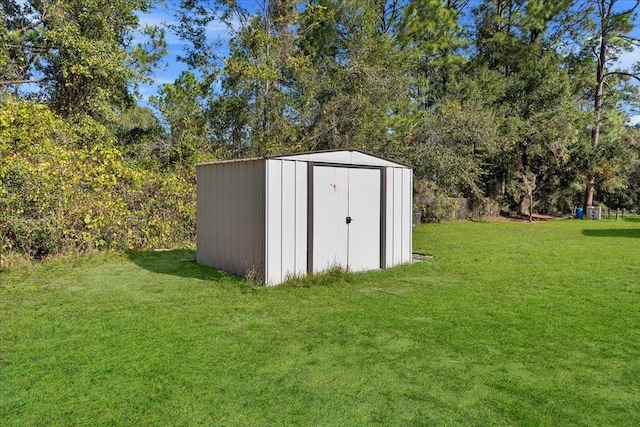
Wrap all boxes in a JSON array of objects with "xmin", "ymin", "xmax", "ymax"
[
  {"xmin": 136, "ymin": 1, "xmax": 640, "ymax": 124},
  {"xmin": 136, "ymin": 2, "xmax": 235, "ymax": 103}
]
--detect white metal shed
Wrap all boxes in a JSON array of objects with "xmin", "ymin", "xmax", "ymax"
[{"xmin": 196, "ymin": 149, "xmax": 413, "ymax": 285}]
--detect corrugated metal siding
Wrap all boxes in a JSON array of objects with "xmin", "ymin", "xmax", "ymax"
[
  {"xmin": 294, "ymin": 161, "xmax": 307, "ymax": 275},
  {"xmin": 402, "ymin": 168, "xmax": 413, "ymax": 263},
  {"xmin": 385, "ymin": 167, "xmax": 413, "ymax": 267},
  {"xmin": 196, "ymin": 160, "xmax": 265, "ymax": 280},
  {"xmin": 265, "ymin": 159, "xmax": 308, "ymax": 285},
  {"xmin": 196, "ymin": 165, "xmax": 210, "ymax": 268}
]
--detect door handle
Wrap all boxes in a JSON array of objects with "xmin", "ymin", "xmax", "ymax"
[{"xmin": 346, "ymin": 216, "xmax": 352, "ymax": 224}]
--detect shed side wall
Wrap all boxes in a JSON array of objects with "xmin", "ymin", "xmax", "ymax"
[
  {"xmin": 196, "ymin": 165, "xmax": 211, "ymax": 267},
  {"xmin": 265, "ymin": 159, "xmax": 308, "ymax": 285},
  {"xmin": 196, "ymin": 160, "xmax": 265, "ymax": 280}
]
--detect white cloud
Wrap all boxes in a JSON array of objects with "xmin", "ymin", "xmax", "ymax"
[
  {"xmin": 627, "ymin": 115, "xmax": 640, "ymax": 126},
  {"xmin": 615, "ymin": 48, "xmax": 640, "ymax": 71},
  {"xmin": 153, "ymin": 77, "xmax": 182, "ymax": 85}
]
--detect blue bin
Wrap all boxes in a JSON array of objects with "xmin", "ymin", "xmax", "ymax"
[{"xmin": 576, "ymin": 207, "xmax": 584, "ymax": 219}]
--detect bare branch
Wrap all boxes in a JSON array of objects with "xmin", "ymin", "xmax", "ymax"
[
  {"xmin": 604, "ymin": 70, "xmax": 640, "ymax": 83},
  {"xmin": 603, "ymin": 80, "xmax": 614, "ymax": 95},
  {"xmin": 16, "ymin": 13, "xmax": 48, "ymax": 34},
  {"xmin": 0, "ymin": 78, "xmax": 48, "ymax": 86},
  {"xmin": 614, "ymin": 0, "xmax": 640, "ymax": 17},
  {"xmin": 619, "ymin": 34, "xmax": 640, "ymax": 46}
]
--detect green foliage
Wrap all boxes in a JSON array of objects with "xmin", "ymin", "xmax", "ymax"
[
  {"xmin": 0, "ymin": 0, "xmax": 166, "ymax": 119},
  {"xmin": 110, "ymin": 105, "xmax": 166, "ymax": 167},
  {"xmin": 408, "ymin": 100, "xmax": 500, "ymax": 197},
  {"xmin": 4, "ymin": 0, "xmax": 640, "ymax": 263},
  {"xmin": 150, "ymin": 71, "xmax": 210, "ymax": 165},
  {"xmin": 0, "ymin": 99, "xmax": 194, "ymax": 262},
  {"xmin": 157, "ymin": 0, "xmax": 640, "ymax": 215},
  {"xmin": 170, "ymin": 0, "xmax": 415, "ymax": 158},
  {"xmin": 297, "ymin": 1, "xmax": 412, "ymax": 153},
  {"xmin": 414, "ymin": 182, "xmax": 460, "ymax": 222}
]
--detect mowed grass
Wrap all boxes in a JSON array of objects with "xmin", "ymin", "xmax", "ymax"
[{"xmin": 2, "ymin": 219, "xmax": 640, "ymax": 426}]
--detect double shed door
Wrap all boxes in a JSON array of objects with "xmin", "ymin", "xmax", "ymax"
[{"xmin": 311, "ymin": 164, "xmax": 382, "ymax": 273}]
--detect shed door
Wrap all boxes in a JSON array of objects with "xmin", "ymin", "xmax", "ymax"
[
  {"xmin": 347, "ymin": 167, "xmax": 381, "ymax": 271},
  {"xmin": 311, "ymin": 165, "xmax": 381, "ymax": 272}
]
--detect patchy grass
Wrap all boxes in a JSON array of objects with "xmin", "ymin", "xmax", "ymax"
[{"xmin": 2, "ymin": 218, "xmax": 640, "ymax": 425}]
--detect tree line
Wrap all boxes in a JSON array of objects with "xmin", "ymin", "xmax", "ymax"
[{"xmin": 1, "ymin": 0, "xmax": 640, "ymax": 260}]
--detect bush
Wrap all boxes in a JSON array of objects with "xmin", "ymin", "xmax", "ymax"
[
  {"xmin": 0, "ymin": 98, "xmax": 196, "ymax": 264},
  {"xmin": 414, "ymin": 180, "xmax": 500, "ymax": 222},
  {"xmin": 414, "ymin": 181, "xmax": 459, "ymax": 222},
  {"xmin": 3, "ymin": 217, "xmax": 63, "ymax": 259}
]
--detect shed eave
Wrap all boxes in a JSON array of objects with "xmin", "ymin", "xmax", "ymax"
[
  {"xmin": 197, "ymin": 149, "xmax": 413, "ymax": 169},
  {"xmin": 268, "ymin": 149, "xmax": 412, "ymax": 168},
  {"xmin": 196, "ymin": 157, "xmax": 264, "ymax": 167}
]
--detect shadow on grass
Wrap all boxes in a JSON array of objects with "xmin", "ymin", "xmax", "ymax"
[
  {"xmin": 125, "ymin": 249, "xmax": 248, "ymax": 283},
  {"xmin": 582, "ymin": 229, "xmax": 640, "ymax": 238}
]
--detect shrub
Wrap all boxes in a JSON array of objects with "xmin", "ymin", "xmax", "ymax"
[
  {"xmin": 413, "ymin": 180, "xmax": 500, "ymax": 222},
  {"xmin": 414, "ymin": 181, "xmax": 458, "ymax": 222},
  {"xmin": 0, "ymin": 98, "xmax": 196, "ymax": 264},
  {"xmin": 3, "ymin": 217, "xmax": 63, "ymax": 259}
]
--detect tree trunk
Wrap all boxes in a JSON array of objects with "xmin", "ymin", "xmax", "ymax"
[
  {"xmin": 584, "ymin": 0, "xmax": 609, "ymax": 208},
  {"xmin": 584, "ymin": 174, "xmax": 595, "ymax": 208},
  {"xmin": 529, "ymin": 194, "xmax": 533, "ymax": 222},
  {"xmin": 518, "ymin": 195, "xmax": 529, "ymax": 217}
]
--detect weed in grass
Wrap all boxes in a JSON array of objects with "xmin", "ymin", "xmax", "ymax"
[{"xmin": 280, "ymin": 266, "xmax": 355, "ymax": 289}]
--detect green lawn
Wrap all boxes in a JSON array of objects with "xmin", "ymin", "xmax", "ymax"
[{"xmin": 2, "ymin": 218, "xmax": 640, "ymax": 425}]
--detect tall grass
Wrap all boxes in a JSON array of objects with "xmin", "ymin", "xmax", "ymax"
[{"xmin": 2, "ymin": 219, "xmax": 640, "ymax": 425}]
